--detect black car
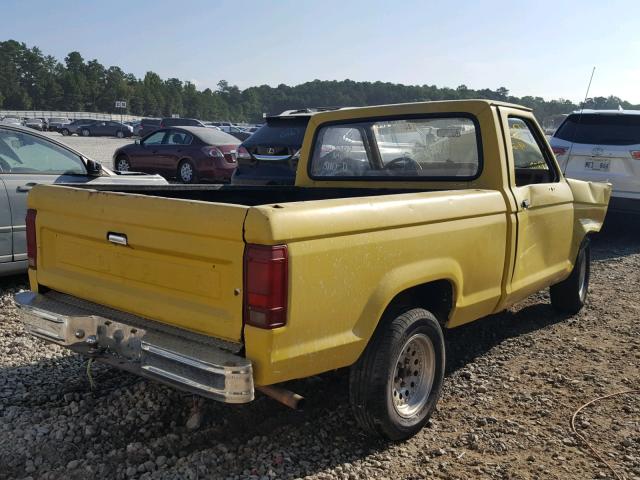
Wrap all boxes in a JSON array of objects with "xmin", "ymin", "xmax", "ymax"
[
  {"xmin": 160, "ymin": 117, "xmax": 207, "ymax": 128},
  {"xmin": 60, "ymin": 119, "xmax": 98, "ymax": 136},
  {"xmin": 232, "ymin": 108, "xmax": 340, "ymax": 185},
  {"xmin": 138, "ymin": 118, "xmax": 161, "ymax": 137}
]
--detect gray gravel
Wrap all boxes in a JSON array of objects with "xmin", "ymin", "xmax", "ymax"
[{"xmin": 0, "ymin": 219, "xmax": 638, "ymax": 480}]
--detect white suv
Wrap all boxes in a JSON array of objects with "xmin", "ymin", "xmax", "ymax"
[{"xmin": 549, "ymin": 110, "xmax": 640, "ymax": 214}]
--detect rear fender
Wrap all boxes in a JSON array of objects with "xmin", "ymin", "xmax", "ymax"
[{"xmin": 567, "ymin": 178, "xmax": 611, "ymax": 255}]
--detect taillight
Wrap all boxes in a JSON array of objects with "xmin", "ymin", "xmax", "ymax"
[
  {"xmin": 243, "ymin": 244, "xmax": 288, "ymax": 329},
  {"xmin": 202, "ymin": 146, "xmax": 224, "ymax": 159},
  {"xmin": 237, "ymin": 146, "xmax": 251, "ymax": 160},
  {"xmin": 630, "ymin": 150, "xmax": 640, "ymax": 160},
  {"xmin": 26, "ymin": 209, "xmax": 37, "ymax": 269},
  {"xmin": 552, "ymin": 146, "xmax": 569, "ymax": 156}
]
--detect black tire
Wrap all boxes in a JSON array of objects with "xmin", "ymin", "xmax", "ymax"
[
  {"xmin": 60, "ymin": 128, "xmax": 70, "ymax": 136},
  {"xmin": 115, "ymin": 156, "xmax": 131, "ymax": 172},
  {"xmin": 178, "ymin": 159, "xmax": 198, "ymax": 183},
  {"xmin": 116, "ymin": 130, "xmax": 124, "ymax": 138},
  {"xmin": 550, "ymin": 239, "xmax": 590, "ymax": 314},
  {"xmin": 81, "ymin": 128, "xmax": 90, "ymax": 137},
  {"xmin": 349, "ymin": 308, "xmax": 445, "ymax": 441}
]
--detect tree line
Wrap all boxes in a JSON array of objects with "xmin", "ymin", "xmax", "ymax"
[{"xmin": 1, "ymin": 40, "xmax": 636, "ymax": 124}]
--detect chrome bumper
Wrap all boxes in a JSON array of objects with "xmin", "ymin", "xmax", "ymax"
[{"xmin": 15, "ymin": 291, "xmax": 254, "ymax": 404}]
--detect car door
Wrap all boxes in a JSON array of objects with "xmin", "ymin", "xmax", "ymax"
[
  {"xmin": 163, "ymin": 129, "xmax": 192, "ymax": 173},
  {"xmin": 499, "ymin": 108, "xmax": 574, "ymax": 304},
  {"xmin": 0, "ymin": 127, "xmax": 90, "ymax": 261},
  {"xmin": 130, "ymin": 130, "xmax": 169, "ymax": 173},
  {"xmin": 0, "ymin": 178, "xmax": 11, "ymax": 265}
]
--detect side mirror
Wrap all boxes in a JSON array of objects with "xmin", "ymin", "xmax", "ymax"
[{"xmin": 85, "ymin": 159, "xmax": 103, "ymax": 176}]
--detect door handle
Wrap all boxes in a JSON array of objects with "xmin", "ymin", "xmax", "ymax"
[
  {"xmin": 521, "ymin": 199, "xmax": 531, "ymax": 209},
  {"xmin": 17, "ymin": 182, "xmax": 37, "ymax": 192}
]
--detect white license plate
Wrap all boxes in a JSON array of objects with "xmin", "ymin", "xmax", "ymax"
[{"xmin": 585, "ymin": 159, "xmax": 610, "ymax": 171}]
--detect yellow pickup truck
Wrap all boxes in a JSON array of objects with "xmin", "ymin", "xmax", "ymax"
[{"xmin": 16, "ymin": 100, "xmax": 610, "ymax": 441}]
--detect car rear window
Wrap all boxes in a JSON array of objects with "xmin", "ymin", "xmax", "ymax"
[
  {"xmin": 310, "ymin": 116, "xmax": 481, "ymax": 180},
  {"xmin": 243, "ymin": 117, "xmax": 309, "ymax": 148},
  {"xmin": 554, "ymin": 114, "xmax": 640, "ymax": 145}
]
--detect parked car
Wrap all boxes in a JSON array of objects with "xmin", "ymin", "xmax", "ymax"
[
  {"xmin": 24, "ymin": 118, "xmax": 45, "ymax": 131},
  {"xmin": 113, "ymin": 126, "xmax": 240, "ymax": 183},
  {"xmin": 549, "ymin": 109, "xmax": 640, "ymax": 215},
  {"xmin": 232, "ymin": 108, "xmax": 340, "ymax": 185},
  {"xmin": 225, "ymin": 125, "xmax": 252, "ymax": 142},
  {"xmin": 138, "ymin": 118, "xmax": 161, "ymax": 137},
  {"xmin": 15, "ymin": 100, "xmax": 611, "ymax": 440},
  {"xmin": 160, "ymin": 117, "xmax": 207, "ymax": 128},
  {"xmin": 77, "ymin": 120, "xmax": 133, "ymax": 138},
  {"xmin": 47, "ymin": 117, "xmax": 70, "ymax": 132},
  {"xmin": 59, "ymin": 119, "xmax": 97, "ymax": 136},
  {"xmin": 1, "ymin": 116, "xmax": 23, "ymax": 126},
  {"xmin": 0, "ymin": 124, "xmax": 168, "ymax": 276}
]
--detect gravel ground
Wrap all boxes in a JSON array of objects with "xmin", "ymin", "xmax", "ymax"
[
  {"xmin": 41, "ymin": 131, "xmax": 132, "ymax": 169},
  {"xmin": 0, "ymin": 219, "xmax": 638, "ymax": 480}
]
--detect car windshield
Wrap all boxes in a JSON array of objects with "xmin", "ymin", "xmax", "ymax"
[
  {"xmin": 554, "ymin": 114, "xmax": 640, "ymax": 145},
  {"xmin": 244, "ymin": 117, "xmax": 309, "ymax": 147}
]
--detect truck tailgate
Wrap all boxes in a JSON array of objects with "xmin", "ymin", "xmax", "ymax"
[{"xmin": 29, "ymin": 185, "xmax": 248, "ymax": 343}]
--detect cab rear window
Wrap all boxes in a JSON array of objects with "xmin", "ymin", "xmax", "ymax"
[
  {"xmin": 554, "ymin": 114, "xmax": 640, "ymax": 145},
  {"xmin": 309, "ymin": 116, "xmax": 481, "ymax": 180}
]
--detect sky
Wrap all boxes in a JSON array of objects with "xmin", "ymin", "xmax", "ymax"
[{"xmin": 3, "ymin": 0, "xmax": 640, "ymax": 103}]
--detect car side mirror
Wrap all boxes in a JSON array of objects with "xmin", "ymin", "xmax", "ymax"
[{"xmin": 85, "ymin": 159, "xmax": 103, "ymax": 176}]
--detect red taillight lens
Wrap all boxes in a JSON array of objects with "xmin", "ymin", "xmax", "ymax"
[
  {"xmin": 243, "ymin": 244, "xmax": 288, "ymax": 329},
  {"xmin": 26, "ymin": 209, "xmax": 37, "ymax": 269},
  {"xmin": 202, "ymin": 146, "xmax": 224, "ymax": 159},
  {"xmin": 630, "ymin": 150, "xmax": 640, "ymax": 160},
  {"xmin": 552, "ymin": 146, "xmax": 569, "ymax": 156},
  {"xmin": 237, "ymin": 146, "xmax": 251, "ymax": 160}
]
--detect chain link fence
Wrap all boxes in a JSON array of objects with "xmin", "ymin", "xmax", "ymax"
[{"xmin": 0, "ymin": 110, "xmax": 140, "ymax": 122}]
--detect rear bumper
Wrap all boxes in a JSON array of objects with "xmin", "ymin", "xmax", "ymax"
[
  {"xmin": 15, "ymin": 291, "xmax": 254, "ymax": 403},
  {"xmin": 608, "ymin": 196, "xmax": 640, "ymax": 215}
]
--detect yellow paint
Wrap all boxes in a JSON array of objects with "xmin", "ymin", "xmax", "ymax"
[{"xmin": 27, "ymin": 100, "xmax": 611, "ymax": 387}]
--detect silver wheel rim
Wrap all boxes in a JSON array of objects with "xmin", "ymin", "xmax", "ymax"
[
  {"xmin": 180, "ymin": 163, "xmax": 193, "ymax": 182},
  {"xmin": 391, "ymin": 333, "xmax": 436, "ymax": 418},
  {"xmin": 117, "ymin": 131, "xmax": 123, "ymax": 138},
  {"xmin": 577, "ymin": 251, "xmax": 587, "ymax": 300},
  {"xmin": 82, "ymin": 130, "xmax": 89, "ymax": 136},
  {"xmin": 117, "ymin": 159, "xmax": 129, "ymax": 171}
]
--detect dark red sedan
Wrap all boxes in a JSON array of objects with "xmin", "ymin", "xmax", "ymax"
[{"xmin": 113, "ymin": 127, "xmax": 240, "ymax": 183}]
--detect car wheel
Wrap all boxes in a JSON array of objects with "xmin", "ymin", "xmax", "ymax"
[
  {"xmin": 550, "ymin": 238, "xmax": 590, "ymax": 314},
  {"xmin": 115, "ymin": 156, "xmax": 131, "ymax": 172},
  {"xmin": 349, "ymin": 307, "xmax": 445, "ymax": 441},
  {"xmin": 178, "ymin": 159, "xmax": 198, "ymax": 183},
  {"xmin": 61, "ymin": 129, "xmax": 70, "ymax": 136},
  {"xmin": 81, "ymin": 128, "xmax": 90, "ymax": 137},
  {"xmin": 116, "ymin": 130, "xmax": 124, "ymax": 139}
]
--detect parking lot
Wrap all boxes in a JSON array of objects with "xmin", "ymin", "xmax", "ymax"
[
  {"xmin": 1, "ymin": 220, "xmax": 638, "ymax": 480},
  {"xmin": 41, "ymin": 131, "xmax": 132, "ymax": 170}
]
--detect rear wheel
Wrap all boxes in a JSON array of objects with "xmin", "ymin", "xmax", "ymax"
[
  {"xmin": 81, "ymin": 128, "xmax": 90, "ymax": 137},
  {"xmin": 349, "ymin": 308, "xmax": 445, "ymax": 441},
  {"xmin": 178, "ymin": 159, "xmax": 198, "ymax": 183},
  {"xmin": 550, "ymin": 239, "xmax": 590, "ymax": 314},
  {"xmin": 116, "ymin": 130, "xmax": 124, "ymax": 138},
  {"xmin": 115, "ymin": 156, "xmax": 130, "ymax": 172},
  {"xmin": 60, "ymin": 128, "xmax": 70, "ymax": 136}
]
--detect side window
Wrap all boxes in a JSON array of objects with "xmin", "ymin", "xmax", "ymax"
[
  {"xmin": 166, "ymin": 131, "xmax": 192, "ymax": 145},
  {"xmin": 508, "ymin": 117, "xmax": 557, "ymax": 186},
  {"xmin": 143, "ymin": 131, "xmax": 166, "ymax": 145},
  {"xmin": 0, "ymin": 129, "xmax": 86, "ymax": 174},
  {"xmin": 310, "ymin": 116, "xmax": 480, "ymax": 179}
]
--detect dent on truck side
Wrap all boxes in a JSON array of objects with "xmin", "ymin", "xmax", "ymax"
[{"xmin": 566, "ymin": 177, "xmax": 612, "ymax": 258}]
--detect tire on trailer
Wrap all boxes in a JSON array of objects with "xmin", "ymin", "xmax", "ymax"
[
  {"xmin": 550, "ymin": 238, "xmax": 590, "ymax": 314},
  {"xmin": 349, "ymin": 307, "xmax": 445, "ymax": 441}
]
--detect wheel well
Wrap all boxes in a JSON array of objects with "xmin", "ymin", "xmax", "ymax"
[{"xmin": 384, "ymin": 280, "xmax": 454, "ymax": 328}]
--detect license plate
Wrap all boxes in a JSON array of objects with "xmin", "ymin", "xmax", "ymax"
[{"xmin": 585, "ymin": 159, "xmax": 609, "ymax": 171}]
